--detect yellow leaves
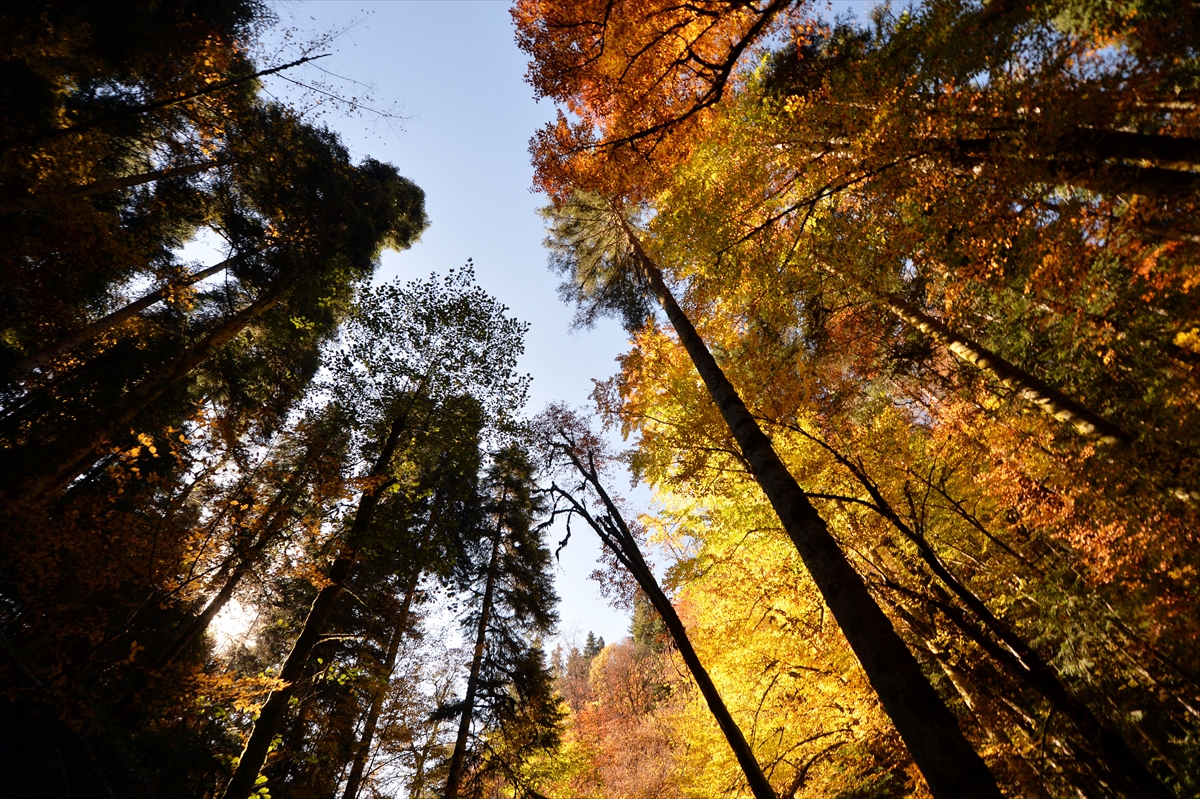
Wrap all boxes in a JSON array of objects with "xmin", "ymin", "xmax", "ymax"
[{"xmin": 1173, "ymin": 327, "xmax": 1200, "ymax": 355}]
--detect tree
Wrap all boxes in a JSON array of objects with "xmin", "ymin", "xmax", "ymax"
[
  {"xmin": 221, "ymin": 269, "xmax": 531, "ymax": 799},
  {"xmin": 541, "ymin": 191, "xmax": 1002, "ymax": 797},
  {"xmin": 539, "ymin": 404, "xmax": 779, "ymax": 799},
  {"xmin": 0, "ymin": 110, "xmax": 428, "ymax": 507},
  {"xmin": 442, "ymin": 445, "xmax": 562, "ymax": 799}
]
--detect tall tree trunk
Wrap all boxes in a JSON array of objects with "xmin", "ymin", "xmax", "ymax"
[
  {"xmin": 883, "ymin": 294, "xmax": 1131, "ymax": 444},
  {"xmin": 15, "ymin": 268, "xmax": 299, "ymax": 505},
  {"xmin": 621, "ymin": 222, "xmax": 1002, "ymax": 798},
  {"xmin": 443, "ymin": 522, "xmax": 503, "ymax": 799},
  {"xmin": 341, "ymin": 542, "xmax": 429, "ymax": 799},
  {"xmin": 221, "ymin": 407, "xmax": 412, "ymax": 799},
  {"xmin": 16, "ymin": 251, "xmax": 254, "ymax": 374},
  {"xmin": 952, "ymin": 134, "xmax": 1200, "ymax": 197},
  {"xmin": 1067, "ymin": 129, "xmax": 1200, "ymax": 168},
  {"xmin": 0, "ymin": 157, "xmax": 231, "ymax": 216},
  {"xmin": 555, "ymin": 450, "xmax": 777, "ymax": 799}
]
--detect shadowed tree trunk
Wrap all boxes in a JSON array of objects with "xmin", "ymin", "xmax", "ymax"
[
  {"xmin": 15, "ymin": 250, "xmax": 256, "ymax": 374},
  {"xmin": 155, "ymin": 470, "xmax": 305, "ymax": 670},
  {"xmin": 0, "ymin": 157, "xmax": 231, "ymax": 216},
  {"xmin": 12, "ymin": 266, "xmax": 302, "ymax": 506},
  {"xmin": 1, "ymin": 55, "xmax": 327, "ymax": 152},
  {"xmin": 443, "ymin": 511, "xmax": 503, "ymax": 799},
  {"xmin": 340, "ymin": 529, "xmax": 432, "ymax": 799}
]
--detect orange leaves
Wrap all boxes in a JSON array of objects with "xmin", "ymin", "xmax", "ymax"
[{"xmin": 515, "ymin": 0, "xmax": 796, "ymax": 200}]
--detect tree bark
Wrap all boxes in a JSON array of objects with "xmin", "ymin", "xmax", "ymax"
[
  {"xmin": 15, "ymin": 268, "xmax": 299, "ymax": 505},
  {"xmin": 443, "ymin": 520, "xmax": 503, "ymax": 799},
  {"xmin": 340, "ymin": 545, "xmax": 428, "ymax": 799},
  {"xmin": 221, "ymin": 407, "xmax": 412, "ymax": 799},
  {"xmin": 16, "ymin": 252, "xmax": 251, "ymax": 374},
  {"xmin": 0, "ymin": 157, "xmax": 231, "ymax": 216},
  {"xmin": 556, "ymin": 450, "xmax": 777, "ymax": 799},
  {"xmin": 883, "ymin": 293, "xmax": 1132, "ymax": 444},
  {"xmin": 621, "ymin": 223, "xmax": 1002, "ymax": 798}
]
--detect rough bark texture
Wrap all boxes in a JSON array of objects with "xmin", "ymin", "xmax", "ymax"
[{"xmin": 623, "ymin": 226, "xmax": 1002, "ymax": 798}]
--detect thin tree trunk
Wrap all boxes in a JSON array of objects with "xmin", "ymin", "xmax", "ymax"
[
  {"xmin": 2, "ymin": 55, "xmax": 327, "ymax": 152},
  {"xmin": 554, "ymin": 450, "xmax": 777, "ymax": 799},
  {"xmin": 883, "ymin": 294, "xmax": 1131, "ymax": 444},
  {"xmin": 16, "ymin": 251, "xmax": 252, "ymax": 373},
  {"xmin": 16, "ymin": 269, "xmax": 299, "ymax": 505},
  {"xmin": 1069, "ymin": 129, "xmax": 1200, "ymax": 167},
  {"xmin": 0, "ymin": 157, "xmax": 231, "ymax": 215},
  {"xmin": 221, "ymin": 407, "xmax": 413, "ymax": 799},
  {"xmin": 341, "ymin": 546, "xmax": 428, "ymax": 799},
  {"xmin": 156, "ymin": 463, "xmax": 313, "ymax": 669},
  {"xmin": 800, "ymin": 427, "xmax": 1170, "ymax": 797},
  {"xmin": 620, "ymin": 222, "xmax": 1002, "ymax": 798},
  {"xmin": 444, "ymin": 520, "xmax": 503, "ymax": 799}
]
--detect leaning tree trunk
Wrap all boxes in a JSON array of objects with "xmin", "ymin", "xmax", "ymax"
[
  {"xmin": 883, "ymin": 294, "xmax": 1131, "ymax": 445},
  {"xmin": 808, "ymin": 432, "xmax": 1170, "ymax": 798},
  {"xmin": 14, "ymin": 267, "xmax": 301, "ymax": 506},
  {"xmin": 556, "ymin": 450, "xmax": 777, "ymax": 799},
  {"xmin": 341, "ymin": 535, "xmax": 431, "ymax": 799},
  {"xmin": 221, "ymin": 408, "xmax": 412, "ymax": 799},
  {"xmin": 443, "ymin": 521, "xmax": 503, "ymax": 799},
  {"xmin": 0, "ymin": 157, "xmax": 231, "ymax": 216},
  {"xmin": 816, "ymin": 257, "xmax": 1130, "ymax": 444},
  {"xmin": 620, "ymin": 223, "xmax": 1002, "ymax": 798},
  {"xmin": 16, "ymin": 250, "xmax": 255, "ymax": 374},
  {"xmin": 952, "ymin": 134, "xmax": 1200, "ymax": 198},
  {"xmin": 156, "ymin": 501, "xmax": 292, "ymax": 669}
]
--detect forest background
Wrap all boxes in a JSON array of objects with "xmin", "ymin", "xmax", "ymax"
[{"xmin": 1, "ymin": 1, "xmax": 1198, "ymax": 799}]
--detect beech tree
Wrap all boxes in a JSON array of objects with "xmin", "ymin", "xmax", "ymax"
[{"xmin": 541, "ymin": 191, "xmax": 1002, "ymax": 797}]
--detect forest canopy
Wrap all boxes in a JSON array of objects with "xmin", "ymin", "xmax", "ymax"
[{"xmin": 2, "ymin": 1, "xmax": 1199, "ymax": 798}]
